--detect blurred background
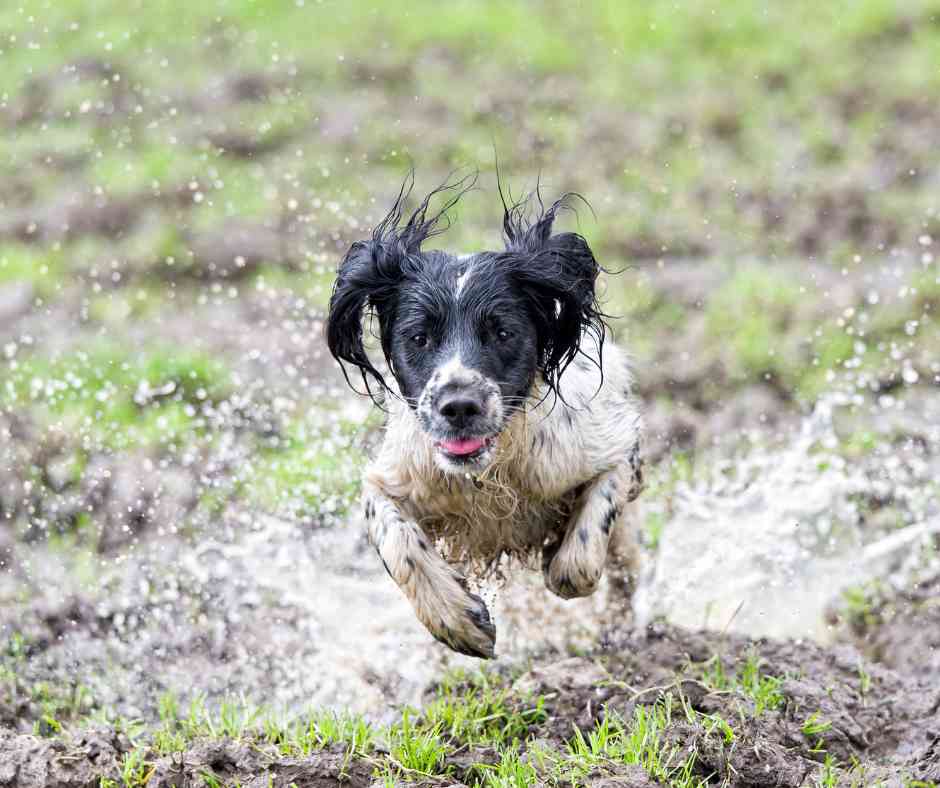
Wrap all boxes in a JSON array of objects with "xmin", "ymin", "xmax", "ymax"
[{"xmin": 1, "ymin": 0, "xmax": 938, "ymax": 745}]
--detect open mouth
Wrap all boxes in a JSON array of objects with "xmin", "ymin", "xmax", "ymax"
[{"xmin": 436, "ymin": 436, "xmax": 494, "ymax": 461}]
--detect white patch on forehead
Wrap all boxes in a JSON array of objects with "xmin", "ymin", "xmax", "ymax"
[{"xmin": 455, "ymin": 258, "xmax": 474, "ymax": 300}]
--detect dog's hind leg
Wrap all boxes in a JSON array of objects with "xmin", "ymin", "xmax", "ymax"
[
  {"xmin": 363, "ymin": 486, "xmax": 496, "ymax": 658},
  {"xmin": 544, "ymin": 458, "xmax": 642, "ymax": 601}
]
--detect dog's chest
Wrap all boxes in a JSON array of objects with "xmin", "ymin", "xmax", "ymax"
[{"xmin": 401, "ymin": 473, "xmax": 578, "ymax": 568}]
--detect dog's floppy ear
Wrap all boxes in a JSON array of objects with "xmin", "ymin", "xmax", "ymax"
[
  {"xmin": 502, "ymin": 193, "xmax": 607, "ymax": 395},
  {"xmin": 326, "ymin": 236, "xmax": 403, "ymax": 403}
]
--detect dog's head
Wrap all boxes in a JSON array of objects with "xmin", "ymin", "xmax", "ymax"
[{"xmin": 327, "ymin": 174, "xmax": 606, "ymax": 474}]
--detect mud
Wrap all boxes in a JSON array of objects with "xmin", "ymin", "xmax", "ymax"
[
  {"xmin": 2, "ymin": 218, "xmax": 938, "ymax": 787},
  {"xmin": 180, "ymin": 219, "xmax": 302, "ymax": 280},
  {"xmin": 0, "ymin": 730, "xmax": 375, "ymax": 788},
  {"xmin": 3, "ymin": 622, "xmax": 940, "ymax": 785},
  {"xmin": 521, "ymin": 623, "xmax": 940, "ymax": 784},
  {"xmin": 839, "ymin": 573, "xmax": 940, "ymax": 684},
  {"xmin": 0, "ymin": 189, "xmax": 145, "ymax": 244},
  {"xmin": 3, "ymin": 365, "xmax": 936, "ymax": 784}
]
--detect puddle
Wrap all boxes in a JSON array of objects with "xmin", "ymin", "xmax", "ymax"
[
  {"xmin": 2, "ymin": 507, "xmax": 620, "ymax": 726},
  {"xmin": 3, "ymin": 388, "xmax": 938, "ymax": 729},
  {"xmin": 636, "ymin": 392, "xmax": 940, "ymax": 640}
]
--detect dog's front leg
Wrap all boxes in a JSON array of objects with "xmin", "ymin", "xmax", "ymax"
[
  {"xmin": 363, "ymin": 488, "xmax": 496, "ymax": 658},
  {"xmin": 544, "ymin": 462, "xmax": 641, "ymax": 600}
]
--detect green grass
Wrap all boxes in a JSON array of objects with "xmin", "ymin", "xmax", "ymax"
[
  {"xmin": 705, "ymin": 266, "xmax": 803, "ymax": 386},
  {"xmin": 0, "ymin": 244, "xmax": 66, "ymax": 300},
  {"xmin": 292, "ymin": 710, "xmax": 376, "ymax": 756},
  {"xmin": 84, "ymin": 285, "xmax": 167, "ymax": 327},
  {"xmin": 2, "ymin": 343, "xmax": 232, "ymax": 450},
  {"xmin": 802, "ymin": 711, "xmax": 832, "ymax": 738},
  {"xmin": 0, "ymin": 633, "xmax": 97, "ymax": 736},
  {"xmin": 474, "ymin": 745, "xmax": 540, "ymax": 788},
  {"xmin": 420, "ymin": 669, "xmax": 548, "ymax": 748},
  {"xmin": 2, "ymin": 0, "xmax": 938, "ymax": 435},
  {"xmin": 2, "ymin": 338, "xmax": 368, "ymax": 532},
  {"xmin": 387, "ymin": 711, "xmax": 450, "ymax": 778},
  {"xmin": 558, "ymin": 699, "xmax": 705, "ymax": 787},
  {"xmin": 2, "ymin": 0, "xmax": 939, "ymax": 254},
  {"xmin": 235, "ymin": 413, "xmax": 367, "ymax": 520},
  {"xmin": 248, "ymin": 262, "xmax": 338, "ymax": 311},
  {"xmin": 89, "ymin": 689, "xmax": 705, "ymax": 787},
  {"xmin": 817, "ymin": 755, "xmax": 840, "ymax": 788},
  {"xmin": 144, "ymin": 692, "xmax": 378, "ymax": 764},
  {"xmin": 736, "ymin": 652, "xmax": 786, "ymax": 715},
  {"xmin": 698, "ymin": 650, "xmax": 786, "ymax": 715},
  {"xmin": 614, "ymin": 250, "xmax": 940, "ymax": 403},
  {"xmin": 21, "ymin": 655, "xmax": 903, "ymax": 787},
  {"xmin": 88, "ymin": 142, "xmax": 211, "ymax": 197},
  {"xmin": 838, "ymin": 580, "xmax": 892, "ymax": 633},
  {"xmin": 4, "ymin": 1, "xmax": 938, "ymax": 87}
]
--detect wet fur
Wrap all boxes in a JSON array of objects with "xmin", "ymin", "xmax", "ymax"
[
  {"xmin": 365, "ymin": 344, "xmax": 641, "ymax": 569},
  {"xmin": 327, "ymin": 174, "xmax": 644, "ymax": 658}
]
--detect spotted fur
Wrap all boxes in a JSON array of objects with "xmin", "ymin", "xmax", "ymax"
[{"xmin": 327, "ymin": 175, "xmax": 644, "ymax": 658}]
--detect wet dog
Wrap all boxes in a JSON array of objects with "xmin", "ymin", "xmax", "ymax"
[{"xmin": 326, "ymin": 175, "xmax": 643, "ymax": 658}]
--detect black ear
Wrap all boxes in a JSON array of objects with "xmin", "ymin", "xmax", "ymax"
[
  {"xmin": 326, "ymin": 170, "xmax": 477, "ymax": 403},
  {"xmin": 502, "ymin": 193, "xmax": 607, "ymax": 395},
  {"xmin": 326, "ymin": 237, "xmax": 403, "ymax": 402}
]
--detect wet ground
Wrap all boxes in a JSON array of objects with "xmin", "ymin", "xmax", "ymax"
[
  {"xmin": 2, "ymin": 2, "xmax": 940, "ymax": 785},
  {"xmin": 4, "ymin": 620, "xmax": 940, "ymax": 785}
]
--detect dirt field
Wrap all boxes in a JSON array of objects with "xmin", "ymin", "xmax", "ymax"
[
  {"xmin": 3, "ymin": 618, "xmax": 940, "ymax": 785},
  {"xmin": 1, "ymin": 1, "xmax": 939, "ymax": 785}
]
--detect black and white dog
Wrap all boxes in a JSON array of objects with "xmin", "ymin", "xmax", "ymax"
[{"xmin": 327, "ymin": 175, "xmax": 643, "ymax": 658}]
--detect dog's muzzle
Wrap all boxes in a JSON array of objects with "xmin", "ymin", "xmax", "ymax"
[{"xmin": 417, "ymin": 364, "xmax": 504, "ymax": 471}]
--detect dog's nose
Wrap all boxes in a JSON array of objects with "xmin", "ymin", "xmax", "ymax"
[{"xmin": 438, "ymin": 391, "xmax": 484, "ymax": 427}]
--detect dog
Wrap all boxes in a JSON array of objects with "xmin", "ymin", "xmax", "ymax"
[{"xmin": 326, "ymin": 174, "xmax": 643, "ymax": 658}]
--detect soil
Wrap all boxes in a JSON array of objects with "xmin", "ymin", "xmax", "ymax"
[
  {"xmin": 0, "ymin": 730, "xmax": 375, "ymax": 788},
  {"xmin": 840, "ymin": 573, "xmax": 940, "ymax": 684},
  {"xmin": 2, "ymin": 622, "xmax": 939, "ymax": 786}
]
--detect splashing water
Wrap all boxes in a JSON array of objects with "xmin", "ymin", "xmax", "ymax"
[
  {"xmin": 634, "ymin": 392, "xmax": 940, "ymax": 640},
  {"xmin": 3, "ymin": 375, "xmax": 938, "ymax": 727}
]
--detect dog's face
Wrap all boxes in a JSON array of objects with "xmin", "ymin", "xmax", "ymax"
[
  {"xmin": 389, "ymin": 253, "xmax": 540, "ymax": 472},
  {"xmin": 327, "ymin": 177, "xmax": 605, "ymax": 474}
]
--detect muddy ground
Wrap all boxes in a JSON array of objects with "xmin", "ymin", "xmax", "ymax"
[
  {"xmin": 1, "ymin": 2, "xmax": 940, "ymax": 786},
  {"xmin": 3, "ymin": 620, "xmax": 940, "ymax": 786}
]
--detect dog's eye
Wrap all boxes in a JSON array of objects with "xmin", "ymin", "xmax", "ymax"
[
  {"xmin": 411, "ymin": 333, "xmax": 429, "ymax": 348},
  {"xmin": 497, "ymin": 329, "xmax": 512, "ymax": 341}
]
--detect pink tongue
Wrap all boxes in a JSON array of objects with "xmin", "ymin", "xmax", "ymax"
[{"xmin": 439, "ymin": 437, "xmax": 486, "ymax": 456}]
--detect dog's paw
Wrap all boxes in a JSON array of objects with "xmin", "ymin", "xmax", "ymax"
[
  {"xmin": 545, "ymin": 544, "xmax": 603, "ymax": 600},
  {"xmin": 417, "ymin": 576, "xmax": 496, "ymax": 659},
  {"xmin": 430, "ymin": 590, "xmax": 496, "ymax": 659}
]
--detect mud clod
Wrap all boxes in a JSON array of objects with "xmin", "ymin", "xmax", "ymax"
[
  {"xmin": 0, "ymin": 733, "xmax": 375, "ymax": 788},
  {"xmin": 0, "ymin": 728, "xmax": 125, "ymax": 788}
]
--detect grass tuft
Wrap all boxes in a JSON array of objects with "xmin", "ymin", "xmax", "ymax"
[{"xmin": 698, "ymin": 649, "xmax": 785, "ymax": 714}]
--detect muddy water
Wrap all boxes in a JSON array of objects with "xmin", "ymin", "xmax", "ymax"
[
  {"xmin": 3, "ymin": 387, "xmax": 938, "ymax": 728},
  {"xmin": 3, "ymin": 510, "xmax": 625, "ymax": 725},
  {"xmin": 637, "ymin": 391, "xmax": 940, "ymax": 641}
]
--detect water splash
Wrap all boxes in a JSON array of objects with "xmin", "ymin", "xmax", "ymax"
[{"xmin": 635, "ymin": 392, "xmax": 940, "ymax": 640}]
